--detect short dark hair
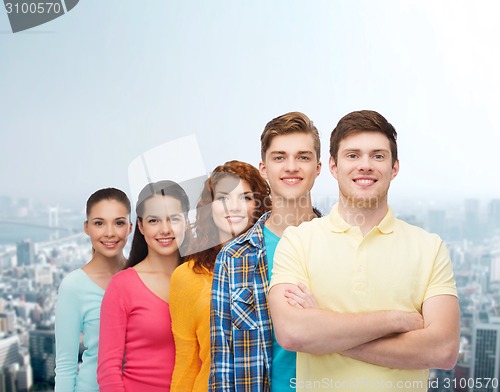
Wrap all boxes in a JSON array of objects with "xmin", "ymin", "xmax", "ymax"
[
  {"xmin": 260, "ymin": 112, "xmax": 321, "ymax": 162},
  {"xmin": 329, "ymin": 110, "xmax": 398, "ymax": 166}
]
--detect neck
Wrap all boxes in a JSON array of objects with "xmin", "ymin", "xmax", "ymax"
[
  {"xmin": 141, "ymin": 252, "xmax": 179, "ymax": 275},
  {"xmin": 337, "ymin": 196, "xmax": 389, "ymax": 236},
  {"xmin": 265, "ymin": 194, "xmax": 316, "ymax": 237},
  {"xmin": 89, "ymin": 253, "xmax": 126, "ymax": 274}
]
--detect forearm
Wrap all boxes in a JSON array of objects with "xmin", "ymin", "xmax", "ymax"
[
  {"xmin": 97, "ymin": 290, "xmax": 126, "ymax": 391},
  {"xmin": 343, "ymin": 327, "xmax": 458, "ymax": 370},
  {"xmin": 54, "ymin": 289, "xmax": 79, "ymax": 391},
  {"xmin": 171, "ymin": 337, "xmax": 200, "ymax": 391},
  {"xmin": 275, "ymin": 306, "xmax": 417, "ymax": 354},
  {"xmin": 343, "ymin": 295, "xmax": 460, "ymax": 370}
]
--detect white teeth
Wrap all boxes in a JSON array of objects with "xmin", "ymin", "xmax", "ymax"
[
  {"xmin": 226, "ymin": 216, "xmax": 244, "ymax": 223},
  {"xmin": 282, "ymin": 178, "xmax": 301, "ymax": 184},
  {"xmin": 356, "ymin": 179, "xmax": 374, "ymax": 184},
  {"xmin": 157, "ymin": 238, "xmax": 173, "ymax": 244}
]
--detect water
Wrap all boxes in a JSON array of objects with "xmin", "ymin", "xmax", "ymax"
[{"xmin": 0, "ymin": 222, "xmax": 79, "ymax": 246}]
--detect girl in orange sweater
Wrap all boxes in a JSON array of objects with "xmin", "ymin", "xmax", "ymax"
[{"xmin": 169, "ymin": 161, "xmax": 270, "ymax": 391}]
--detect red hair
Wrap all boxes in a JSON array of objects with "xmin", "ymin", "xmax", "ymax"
[{"xmin": 187, "ymin": 160, "xmax": 270, "ymax": 273}]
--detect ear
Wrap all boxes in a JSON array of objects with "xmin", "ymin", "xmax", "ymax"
[
  {"xmin": 329, "ymin": 156, "xmax": 338, "ymax": 180},
  {"xmin": 137, "ymin": 219, "xmax": 144, "ymax": 235},
  {"xmin": 259, "ymin": 161, "xmax": 268, "ymax": 180},
  {"xmin": 316, "ymin": 160, "xmax": 322, "ymax": 178},
  {"xmin": 83, "ymin": 221, "xmax": 89, "ymax": 235},
  {"xmin": 128, "ymin": 221, "xmax": 133, "ymax": 235},
  {"xmin": 391, "ymin": 160, "xmax": 400, "ymax": 180}
]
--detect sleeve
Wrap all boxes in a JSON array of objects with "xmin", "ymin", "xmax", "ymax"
[
  {"xmin": 97, "ymin": 275, "xmax": 128, "ymax": 392},
  {"xmin": 424, "ymin": 238, "xmax": 458, "ymax": 301},
  {"xmin": 209, "ymin": 251, "xmax": 235, "ymax": 392},
  {"xmin": 269, "ymin": 227, "xmax": 309, "ymax": 289},
  {"xmin": 170, "ymin": 265, "xmax": 201, "ymax": 391},
  {"xmin": 54, "ymin": 274, "xmax": 80, "ymax": 392}
]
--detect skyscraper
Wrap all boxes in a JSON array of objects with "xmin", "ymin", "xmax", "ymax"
[
  {"xmin": 488, "ymin": 199, "xmax": 500, "ymax": 232},
  {"xmin": 16, "ymin": 240, "xmax": 34, "ymax": 267},
  {"xmin": 465, "ymin": 199, "xmax": 481, "ymax": 242},
  {"xmin": 471, "ymin": 322, "xmax": 500, "ymax": 391},
  {"xmin": 29, "ymin": 329, "xmax": 55, "ymax": 385}
]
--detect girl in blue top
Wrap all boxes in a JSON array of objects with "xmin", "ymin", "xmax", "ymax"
[{"xmin": 54, "ymin": 188, "xmax": 132, "ymax": 391}]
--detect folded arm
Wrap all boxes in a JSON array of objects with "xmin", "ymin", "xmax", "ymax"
[
  {"xmin": 268, "ymin": 283, "xmax": 423, "ymax": 355},
  {"xmin": 342, "ymin": 294, "xmax": 460, "ymax": 370}
]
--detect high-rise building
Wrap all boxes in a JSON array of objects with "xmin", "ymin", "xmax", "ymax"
[
  {"xmin": 471, "ymin": 322, "xmax": 500, "ymax": 391},
  {"xmin": 16, "ymin": 240, "xmax": 34, "ymax": 267},
  {"xmin": 29, "ymin": 329, "xmax": 55, "ymax": 385},
  {"xmin": 0, "ymin": 366, "xmax": 16, "ymax": 392},
  {"xmin": 0, "ymin": 311, "xmax": 16, "ymax": 334},
  {"xmin": 488, "ymin": 199, "xmax": 500, "ymax": 232},
  {"xmin": 465, "ymin": 199, "xmax": 481, "ymax": 242},
  {"xmin": 0, "ymin": 336, "xmax": 22, "ymax": 370},
  {"xmin": 16, "ymin": 363, "xmax": 33, "ymax": 392},
  {"xmin": 428, "ymin": 209, "xmax": 447, "ymax": 238}
]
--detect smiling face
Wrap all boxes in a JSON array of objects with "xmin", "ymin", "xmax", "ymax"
[
  {"xmin": 259, "ymin": 133, "xmax": 321, "ymax": 203},
  {"xmin": 138, "ymin": 195, "xmax": 187, "ymax": 259},
  {"xmin": 330, "ymin": 131, "xmax": 399, "ymax": 209},
  {"xmin": 211, "ymin": 177, "xmax": 257, "ymax": 244},
  {"xmin": 84, "ymin": 199, "xmax": 132, "ymax": 259}
]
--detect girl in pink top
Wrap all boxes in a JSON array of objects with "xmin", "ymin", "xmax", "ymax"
[{"xmin": 98, "ymin": 180, "xmax": 190, "ymax": 392}]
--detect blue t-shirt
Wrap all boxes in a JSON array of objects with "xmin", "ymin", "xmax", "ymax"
[{"xmin": 264, "ymin": 225, "xmax": 296, "ymax": 392}]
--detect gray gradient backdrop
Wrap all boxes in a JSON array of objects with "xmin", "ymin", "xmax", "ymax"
[{"xmin": 1, "ymin": 1, "xmax": 499, "ymax": 210}]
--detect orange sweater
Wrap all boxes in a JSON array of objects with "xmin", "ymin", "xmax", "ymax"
[{"xmin": 169, "ymin": 260, "xmax": 213, "ymax": 392}]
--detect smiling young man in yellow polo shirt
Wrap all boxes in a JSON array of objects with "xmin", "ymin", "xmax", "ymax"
[{"xmin": 268, "ymin": 110, "xmax": 459, "ymax": 391}]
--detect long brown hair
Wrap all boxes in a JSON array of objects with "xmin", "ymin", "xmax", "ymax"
[
  {"xmin": 126, "ymin": 180, "xmax": 191, "ymax": 268},
  {"xmin": 188, "ymin": 160, "xmax": 270, "ymax": 273}
]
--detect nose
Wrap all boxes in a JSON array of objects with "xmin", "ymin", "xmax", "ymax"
[
  {"xmin": 284, "ymin": 158, "xmax": 298, "ymax": 172},
  {"xmin": 357, "ymin": 155, "xmax": 373, "ymax": 172},
  {"xmin": 104, "ymin": 224, "xmax": 114, "ymax": 237},
  {"xmin": 160, "ymin": 220, "xmax": 172, "ymax": 234},
  {"xmin": 226, "ymin": 196, "xmax": 243, "ymax": 213}
]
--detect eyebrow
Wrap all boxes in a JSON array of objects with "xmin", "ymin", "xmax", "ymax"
[
  {"xmin": 90, "ymin": 216, "xmax": 127, "ymax": 221},
  {"xmin": 269, "ymin": 150, "xmax": 314, "ymax": 155},
  {"xmin": 342, "ymin": 148, "xmax": 390, "ymax": 153},
  {"xmin": 215, "ymin": 191, "xmax": 254, "ymax": 195}
]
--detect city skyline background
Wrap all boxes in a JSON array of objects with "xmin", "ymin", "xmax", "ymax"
[{"xmin": 1, "ymin": 1, "xmax": 500, "ymax": 212}]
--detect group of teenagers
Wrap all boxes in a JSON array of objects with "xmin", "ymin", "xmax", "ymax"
[{"xmin": 54, "ymin": 110, "xmax": 460, "ymax": 392}]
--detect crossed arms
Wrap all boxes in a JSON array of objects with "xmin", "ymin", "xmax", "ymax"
[{"xmin": 268, "ymin": 284, "xmax": 460, "ymax": 370}]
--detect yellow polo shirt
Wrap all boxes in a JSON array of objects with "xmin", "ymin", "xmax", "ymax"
[{"xmin": 270, "ymin": 204, "xmax": 457, "ymax": 391}]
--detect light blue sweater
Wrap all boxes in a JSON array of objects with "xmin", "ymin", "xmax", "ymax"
[{"xmin": 55, "ymin": 268, "xmax": 104, "ymax": 392}]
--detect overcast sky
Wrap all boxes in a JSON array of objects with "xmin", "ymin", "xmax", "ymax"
[{"xmin": 1, "ymin": 0, "xmax": 499, "ymax": 210}]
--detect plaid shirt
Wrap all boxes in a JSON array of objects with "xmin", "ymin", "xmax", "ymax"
[
  {"xmin": 209, "ymin": 212, "xmax": 273, "ymax": 392},
  {"xmin": 209, "ymin": 209, "xmax": 321, "ymax": 391}
]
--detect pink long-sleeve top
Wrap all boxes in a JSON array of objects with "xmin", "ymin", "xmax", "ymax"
[{"xmin": 97, "ymin": 267, "xmax": 175, "ymax": 392}]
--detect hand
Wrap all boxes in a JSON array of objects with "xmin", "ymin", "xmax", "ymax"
[
  {"xmin": 392, "ymin": 310, "xmax": 424, "ymax": 333},
  {"xmin": 284, "ymin": 282, "xmax": 319, "ymax": 309}
]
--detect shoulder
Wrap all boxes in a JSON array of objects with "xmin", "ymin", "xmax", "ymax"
[
  {"xmin": 58, "ymin": 269, "xmax": 86, "ymax": 293},
  {"xmin": 107, "ymin": 268, "xmax": 137, "ymax": 290},
  {"xmin": 283, "ymin": 214, "xmax": 328, "ymax": 238},
  {"xmin": 395, "ymin": 218, "xmax": 442, "ymax": 246},
  {"xmin": 220, "ymin": 212, "xmax": 269, "ymax": 257},
  {"xmin": 171, "ymin": 261, "xmax": 205, "ymax": 282}
]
